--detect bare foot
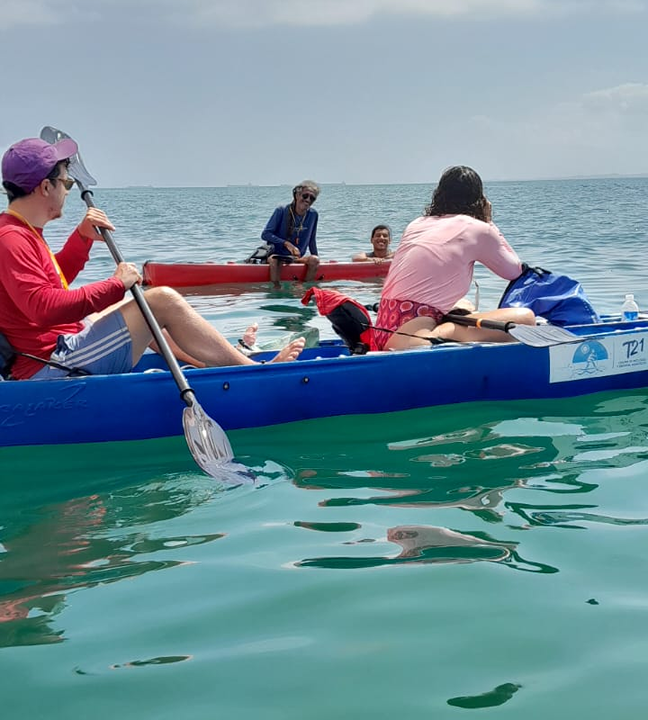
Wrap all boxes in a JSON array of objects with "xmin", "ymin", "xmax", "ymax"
[
  {"xmin": 269, "ymin": 337, "xmax": 305, "ymax": 363},
  {"xmin": 241, "ymin": 322, "xmax": 259, "ymax": 349}
]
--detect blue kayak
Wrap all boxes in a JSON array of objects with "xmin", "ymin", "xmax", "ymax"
[{"xmin": 1, "ymin": 317, "xmax": 647, "ymax": 449}]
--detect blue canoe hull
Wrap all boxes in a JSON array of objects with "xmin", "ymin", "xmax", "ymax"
[{"xmin": 2, "ymin": 319, "xmax": 648, "ymax": 449}]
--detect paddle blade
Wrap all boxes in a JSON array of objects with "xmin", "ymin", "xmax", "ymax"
[
  {"xmin": 182, "ymin": 404, "xmax": 254, "ymax": 484},
  {"xmin": 508, "ymin": 323, "xmax": 580, "ymax": 347},
  {"xmin": 40, "ymin": 126, "xmax": 97, "ymax": 187},
  {"xmin": 182, "ymin": 402, "xmax": 241, "ymax": 477}
]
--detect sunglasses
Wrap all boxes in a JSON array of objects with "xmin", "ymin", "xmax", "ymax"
[
  {"xmin": 301, "ymin": 193, "xmax": 317, "ymax": 203},
  {"xmin": 55, "ymin": 177, "xmax": 76, "ymax": 191}
]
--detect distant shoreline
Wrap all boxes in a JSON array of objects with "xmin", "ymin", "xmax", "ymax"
[{"xmin": 102, "ymin": 174, "xmax": 648, "ymax": 190}]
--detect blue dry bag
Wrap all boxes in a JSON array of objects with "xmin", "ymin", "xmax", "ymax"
[{"xmin": 499, "ymin": 265, "xmax": 600, "ymax": 326}]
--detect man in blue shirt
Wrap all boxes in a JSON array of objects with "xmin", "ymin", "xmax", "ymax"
[{"xmin": 262, "ymin": 180, "xmax": 320, "ymax": 287}]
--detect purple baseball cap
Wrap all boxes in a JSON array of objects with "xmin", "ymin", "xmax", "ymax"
[{"xmin": 2, "ymin": 137, "xmax": 78, "ymax": 193}]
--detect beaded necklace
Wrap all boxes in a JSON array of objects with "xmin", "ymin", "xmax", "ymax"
[
  {"xmin": 289, "ymin": 206, "xmax": 307, "ymax": 243},
  {"xmin": 4, "ymin": 209, "xmax": 69, "ymax": 290}
]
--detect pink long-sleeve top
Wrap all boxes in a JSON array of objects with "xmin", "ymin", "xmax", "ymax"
[
  {"xmin": 0, "ymin": 213, "xmax": 126, "ymax": 379},
  {"xmin": 381, "ymin": 214, "xmax": 522, "ymax": 312}
]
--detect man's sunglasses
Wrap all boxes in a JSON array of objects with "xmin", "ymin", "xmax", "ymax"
[
  {"xmin": 55, "ymin": 177, "xmax": 76, "ymax": 191},
  {"xmin": 301, "ymin": 193, "xmax": 317, "ymax": 203}
]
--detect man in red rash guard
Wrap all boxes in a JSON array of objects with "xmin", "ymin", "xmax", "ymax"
[{"xmin": 0, "ymin": 137, "xmax": 304, "ymax": 379}]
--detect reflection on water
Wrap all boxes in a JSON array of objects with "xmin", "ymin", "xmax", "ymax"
[
  {"xmin": 249, "ymin": 389, "xmax": 648, "ymax": 574},
  {"xmin": 294, "ymin": 523, "xmax": 557, "ymax": 573},
  {"xmin": 2, "ymin": 387, "xmax": 648, "ymax": 682},
  {"xmin": 0, "ymin": 479, "xmax": 227, "ymax": 649},
  {"xmin": 448, "ymin": 682, "xmax": 522, "ymax": 709},
  {"xmin": 110, "ymin": 655, "xmax": 193, "ymax": 670},
  {"xmin": 516, "ymin": 509, "xmax": 648, "ymax": 530}
]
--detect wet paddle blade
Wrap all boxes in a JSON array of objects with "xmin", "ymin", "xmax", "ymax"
[
  {"xmin": 182, "ymin": 402, "xmax": 239, "ymax": 475},
  {"xmin": 444, "ymin": 312, "xmax": 582, "ymax": 348},
  {"xmin": 183, "ymin": 405, "xmax": 255, "ymax": 485},
  {"xmin": 508, "ymin": 323, "xmax": 580, "ymax": 347}
]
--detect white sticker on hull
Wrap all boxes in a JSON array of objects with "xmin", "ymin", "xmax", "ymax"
[{"xmin": 549, "ymin": 331, "xmax": 648, "ymax": 383}]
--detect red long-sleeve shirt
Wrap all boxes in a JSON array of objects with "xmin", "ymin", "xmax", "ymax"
[{"xmin": 0, "ymin": 213, "xmax": 126, "ymax": 379}]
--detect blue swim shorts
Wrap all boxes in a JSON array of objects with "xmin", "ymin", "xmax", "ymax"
[{"xmin": 31, "ymin": 311, "xmax": 133, "ymax": 380}]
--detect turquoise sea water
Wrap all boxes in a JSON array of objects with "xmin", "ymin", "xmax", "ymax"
[{"xmin": 2, "ymin": 179, "xmax": 648, "ymax": 718}]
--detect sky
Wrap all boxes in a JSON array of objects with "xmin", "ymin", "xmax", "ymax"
[{"xmin": 1, "ymin": 0, "xmax": 647, "ymax": 187}]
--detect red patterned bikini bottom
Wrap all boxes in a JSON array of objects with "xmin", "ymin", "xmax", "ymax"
[{"xmin": 374, "ymin": 298, "xmax": 445, "ymax": 350}]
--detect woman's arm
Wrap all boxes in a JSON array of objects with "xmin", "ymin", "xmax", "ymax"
[{"xmin": 476, "ymin": 223, "xmax": 522, "ymax": 280}]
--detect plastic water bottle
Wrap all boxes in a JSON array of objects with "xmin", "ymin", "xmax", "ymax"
[{"xmin": 621, "ymin": 293, "xmax": 639, "ymax": 321}]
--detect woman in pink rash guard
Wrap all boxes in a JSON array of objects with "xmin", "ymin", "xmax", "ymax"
[{"xmin": 374, "ymin": 165, "xmax": 535, "ymax": 350}]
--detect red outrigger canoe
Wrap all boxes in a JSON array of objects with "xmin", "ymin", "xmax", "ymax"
[{"xmin": 142, "ymin": 260, "xmax": 391, "ymax": 287}]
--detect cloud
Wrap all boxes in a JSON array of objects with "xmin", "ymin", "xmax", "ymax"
[
  {"xmin": 0, "ymin": 0, "xmax": 645, "ymax": 31},
  {"xmin": 169, "ymin": 0, "xmax": 543, "ymax": 29},
  {"xmin": 463, "ymin": 83, "xmax": 648, "ymax": 178},
  {"xmin": 0, "ymin": 0, "xmax": 59, "ymax": 28},
  {"xmin": 0, "ymin": 0, "xmax": 103, "ymax": 30},
  {"xmin": 581, "ymin": 83, "xmax": 648, "ymax": 116},
  {"xmin": 149, "ymin": 0, "xmax": 648, "ymax": 29}
]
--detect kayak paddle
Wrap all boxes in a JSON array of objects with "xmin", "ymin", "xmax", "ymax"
[
  {"xmin": 40, "ymin": 126, "xmax": 237, "ymax": 478},
  {"xmin": 444, "ymin": 313, "xmax": 580, "ymax": 347},
  {"xmin": 361, "ymin": 303, "xmax": 581, "ymax": 348}
]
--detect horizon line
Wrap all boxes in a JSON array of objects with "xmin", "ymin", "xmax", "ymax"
[{"xmin": 104, "ymin": 173, "xmax": 648, "ymax": 190}]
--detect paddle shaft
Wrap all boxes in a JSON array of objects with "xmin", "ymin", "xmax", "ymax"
[
  {"xmin": 365, "ymin": 316, "xmax": 513, "ymax": 343},
  {"xmin": 444, "ymin": 313, "xmax": 514, "ymax": 333},
  {"xmin": 365, "ymin": 303, "xmax": 517, "ymax": 335},
  {"xmin": 80, "ymin": 188, "xmax": 196, "ymax": 407},
  {"xmin": 361, "ymin": 305, "xmax": 504, "ymax": 343}
]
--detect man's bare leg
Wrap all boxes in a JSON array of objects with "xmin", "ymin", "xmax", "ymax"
[
  {"xmin": 269, "ymin": 257, "xmax": 282, "ymax": 288},
  {"xmin": 303, "ymin": 255, "xmax": 320, "ymax": 282},
  {"xmin": 117, "ymin": 287, "xmax": 304, "ymax": 366},
  {"xmin": 86, "ymin": 297, "xmax": 205, "ymax": 366},
  {"xmin": 149, "ymin": 332, "xmax": 206, "ymax": 367}
]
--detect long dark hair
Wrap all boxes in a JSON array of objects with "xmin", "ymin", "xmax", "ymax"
[{"xmin": 424, "ymin": 165, "xmax": 488, "ymax": 221}]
